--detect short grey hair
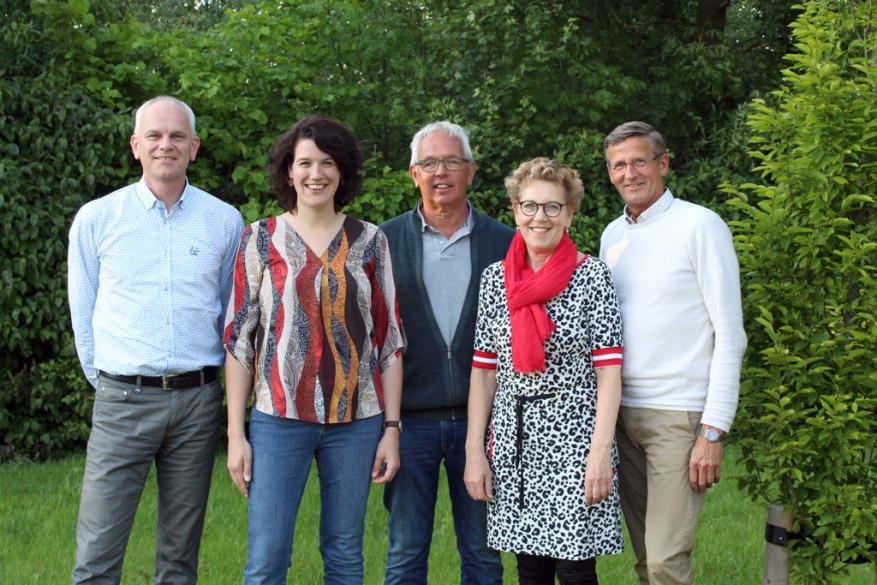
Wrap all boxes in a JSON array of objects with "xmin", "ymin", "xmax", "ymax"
[
  {"xmin": 134, "ymin": 96, "xmax": 197, "ymax": 136},
  {"xmin": 409, "ymin": 121, "xmax": 473, "ymax": 166},
  {"xmin": 603, "ymin": 121, "xmax": 666, "ymax": 162}
]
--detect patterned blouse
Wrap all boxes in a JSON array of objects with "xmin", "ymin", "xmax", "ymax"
[{"xmin": 224, "ymin": 216, "xmax": 406, "ymax": 424}]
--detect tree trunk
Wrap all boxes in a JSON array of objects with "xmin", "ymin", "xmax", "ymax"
[
  {"xmin": 697, "ymin": 0, "xmax": 730, "ymax": 42},
  {"xmin": 764, "ymin": 503, "xmax": 792, "ymax": 585}
]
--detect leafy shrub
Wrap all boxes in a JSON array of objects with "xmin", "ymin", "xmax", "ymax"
[{"xmin": 726, "ymin": 1, "xmax": 877, "ymax": 580}]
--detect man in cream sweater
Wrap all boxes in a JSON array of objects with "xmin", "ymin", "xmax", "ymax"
[{"xmin": 599, "ymin": 121, "xmax": 747, "ymax": 585}]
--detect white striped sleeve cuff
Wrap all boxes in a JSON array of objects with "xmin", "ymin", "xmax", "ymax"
[
  {"xmin": 472, "ymin": 350, "xmax": 498, "ymax": 370},
  {"xmin": 592, "ymin": 346, "xmax": 623, "ymax": 368}
]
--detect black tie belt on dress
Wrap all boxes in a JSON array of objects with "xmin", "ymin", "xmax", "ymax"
[{"xmin": 512, "ymin": 392, "xmax": 555, "ymax": 509}]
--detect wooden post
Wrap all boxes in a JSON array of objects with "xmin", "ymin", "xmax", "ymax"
[{"xmin": 764, "ymin": 503, "xmax": 793, "ymax": 585}]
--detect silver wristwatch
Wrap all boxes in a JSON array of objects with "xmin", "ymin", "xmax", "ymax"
[{"xmin": 698, "ymin": 425, "xmax": 722, "ymax": 442}]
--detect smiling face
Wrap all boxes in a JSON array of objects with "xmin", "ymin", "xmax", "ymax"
[
  {"xmin": 410, "ymin": 131, "xmax": 476, "ymax": 216},
  {"xmin": 606, "ymin": 135, "xmax": 669, "ymax": 220},
  {"xmin": 288, "ymin": 138, "xmax": 341, "ymax": 212},
  {"xmin": 130, "ymin": 100, "xmax": 199, "ymax": 191},
  {"xmin": 513, "ymin": 180, "xmax": 573, "ymax": 261}
]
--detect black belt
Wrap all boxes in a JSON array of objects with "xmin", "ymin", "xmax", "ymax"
[
  {"xmin": 513, "ymin": 393, "xmax": 555, "ymax": 509},
  {"xmin": 99, "ymin": 367, "xmax": 219, "ymax": 390}
]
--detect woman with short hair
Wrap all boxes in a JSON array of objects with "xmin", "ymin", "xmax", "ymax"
[{"xmin": 465, "ymin": 158, "xmax": 624, "ymax": 585}]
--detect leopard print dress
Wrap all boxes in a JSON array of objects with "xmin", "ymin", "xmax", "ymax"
[{"xmin": 473, "ymin": 256, "xmax": 624, "ymax": 560}]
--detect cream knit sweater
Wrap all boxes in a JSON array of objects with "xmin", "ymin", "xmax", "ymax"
[{"xmin": 599, "ymin": 190, "xmax": 747, "ymax": 431}]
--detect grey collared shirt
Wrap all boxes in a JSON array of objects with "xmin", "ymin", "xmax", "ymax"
[{"xmin": 416, "ymin": 202, "xmax": 474, "ymax": 345}]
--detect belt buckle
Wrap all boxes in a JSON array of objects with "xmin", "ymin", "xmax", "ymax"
[{"xmin": 162, "ymin": 375, "xmax": 173, "ymax": 390}]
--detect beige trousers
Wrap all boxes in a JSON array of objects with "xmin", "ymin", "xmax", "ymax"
[{"xmin": 616, "ymin": 406, "xmax": 706, "ymax": 585}]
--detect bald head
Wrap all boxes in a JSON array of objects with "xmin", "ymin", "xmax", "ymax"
[{"xmin": 134, "ymin": 96, "xmax": 196, "ymax": 137}]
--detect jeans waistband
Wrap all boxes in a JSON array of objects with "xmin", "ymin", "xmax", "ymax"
[{"xmin": 401, "ymin": 406, "xmax": 468, "ymax": 420}]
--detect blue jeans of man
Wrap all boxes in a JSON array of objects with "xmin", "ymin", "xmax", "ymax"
[
  {"xmin": 72, "ymin": 375, "xmax": 222, "ymax": 585},
  {"xmin": 243, "ymin": 409, "xmax": 382, "ymax": 585},
  {"xmin": 383, "ymin": 416, "xmax": 502, "ymax": 585}
]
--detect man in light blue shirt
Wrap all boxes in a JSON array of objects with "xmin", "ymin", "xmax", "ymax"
[{"xmin": 68, "ymin": 96, "xmax": 243, "ymax": 585}]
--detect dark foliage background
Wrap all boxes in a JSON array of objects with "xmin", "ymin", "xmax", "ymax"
[{"xmin": 2, "ymin": 0, "xmax": 794, "ymax": 460}]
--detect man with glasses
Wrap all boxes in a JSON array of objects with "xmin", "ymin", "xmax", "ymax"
[
  {"xmin": 599, "ymin": 121, "xmax": 746, "ymax": 585},
  {"xmin": 380, "ymin": 121, "xmax": 513, "ymax": 584},
  {"xmin": 68, "ymin": 96, "xmax": 243, "ymax": 584}
]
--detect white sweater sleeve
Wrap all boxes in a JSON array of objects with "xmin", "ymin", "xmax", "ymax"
[{"xmin": 690, "ymin": 211, "xmax": 747, "ymax": 431}]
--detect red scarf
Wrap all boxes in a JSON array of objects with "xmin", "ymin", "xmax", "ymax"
[{"xmin": 503, "ymin": 230, "xmax": 579, "ymax": 374}]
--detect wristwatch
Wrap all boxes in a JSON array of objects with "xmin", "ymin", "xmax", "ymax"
[
  {"xmin": 698, "ymin": 425, "xmax": 722, "ymax": 443},
  {"xmin": 382, "ymin": 420, "xmax": 402, "ymax": 433}
]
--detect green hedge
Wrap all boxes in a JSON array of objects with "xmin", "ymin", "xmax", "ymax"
[
  {"xmin": 0, "ymin": 1, "xmax": 151, "ymax": 458},
  {"xmin": 3, "ymin": 0, "xmax": 782, "ymax": 460}
]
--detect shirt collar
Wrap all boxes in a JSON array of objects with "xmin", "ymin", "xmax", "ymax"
[
  {"xmin": 415, "ymin": 200, "xmax": 474, "ymax": 234},
  {"xmin": 135, "ymin": 178, "xmax": 192, "ymax": 211},
  {"xmin": 624, "ymin": 189, "xmax": 673, "ymax": 224}
]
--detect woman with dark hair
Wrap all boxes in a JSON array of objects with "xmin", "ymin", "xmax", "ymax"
[
  {"xmin": 464, "ymin": 158, "xmax": 624, "ymax": 585},
  {"xmin": 223, "ymin": 115, "xmax": 406, "ymax": 585}
]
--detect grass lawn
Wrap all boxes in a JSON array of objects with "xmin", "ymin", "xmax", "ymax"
[{"xmin": 0, "ymin": 447, "xmax": 872, "ymax": 584}]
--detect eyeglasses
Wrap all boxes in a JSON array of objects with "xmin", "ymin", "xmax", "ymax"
[
  {"xmin": 414, "ymin": 157, "xmax": 469, "ymax": 172},
  {"xmin": 516, "ymin": 200, "xmax": 566, "ymax": 218},
  {"xmin": 608, "ymin": 153, "xmax": 662, "ymax": 174}
]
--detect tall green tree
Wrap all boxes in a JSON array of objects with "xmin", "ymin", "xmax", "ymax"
[{"xmin": 727, "ymin": 1, "xmax": 876, "ymax": 580}]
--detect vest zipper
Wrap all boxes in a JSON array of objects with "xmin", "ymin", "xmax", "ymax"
[{"xmin": 447, "ymin": 345, "xmax": 456, "ymax": 420}]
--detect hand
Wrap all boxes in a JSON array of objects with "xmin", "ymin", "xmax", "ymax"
[
  {"xmin": 689, "ymin": 436, "xmax": 724, "ymax": 492},
  {"xmin": 584, "ymin": 447, "xmax": 613, "ymax": 506},
  {"xmin": 227, "ymin": 435, "xmax": 252, "ymax": 498},
  {"xmin": 464, "ymin": 451, "xmax": 494, "ymax": 501},
  {"xmin": 371, "ymin": 430, "xmax": 400, "ymax": 484}
]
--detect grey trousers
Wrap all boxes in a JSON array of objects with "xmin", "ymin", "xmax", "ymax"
[{"xmin": 72, "ymin": 375, "xmax": 223, "ymax": 585}]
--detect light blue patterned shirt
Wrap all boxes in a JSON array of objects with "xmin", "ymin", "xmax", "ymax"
[{"xmin": 68, "ymin": 179, "xmax": 244, "ymax": 387}]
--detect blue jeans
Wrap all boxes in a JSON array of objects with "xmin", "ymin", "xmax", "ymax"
[
  {"xmin": 383, "ymin": 416, "xmax": 503, "ymax": 585},
  {"xmin": 244, "ymin": 410, "xmax": 382, "ymax": 585}
]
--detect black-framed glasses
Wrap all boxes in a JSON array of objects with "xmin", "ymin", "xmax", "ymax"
[
  {"xmin": 608, "ymin": 153, "xmax": 662, "ymax": 174},
  {"xmin": 516, "ymin": 200, "xmax": 566, "ymax": 218},
  {"xmin": 414, "ymin": 157, "xmax": 468, "ymax": 172}
]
